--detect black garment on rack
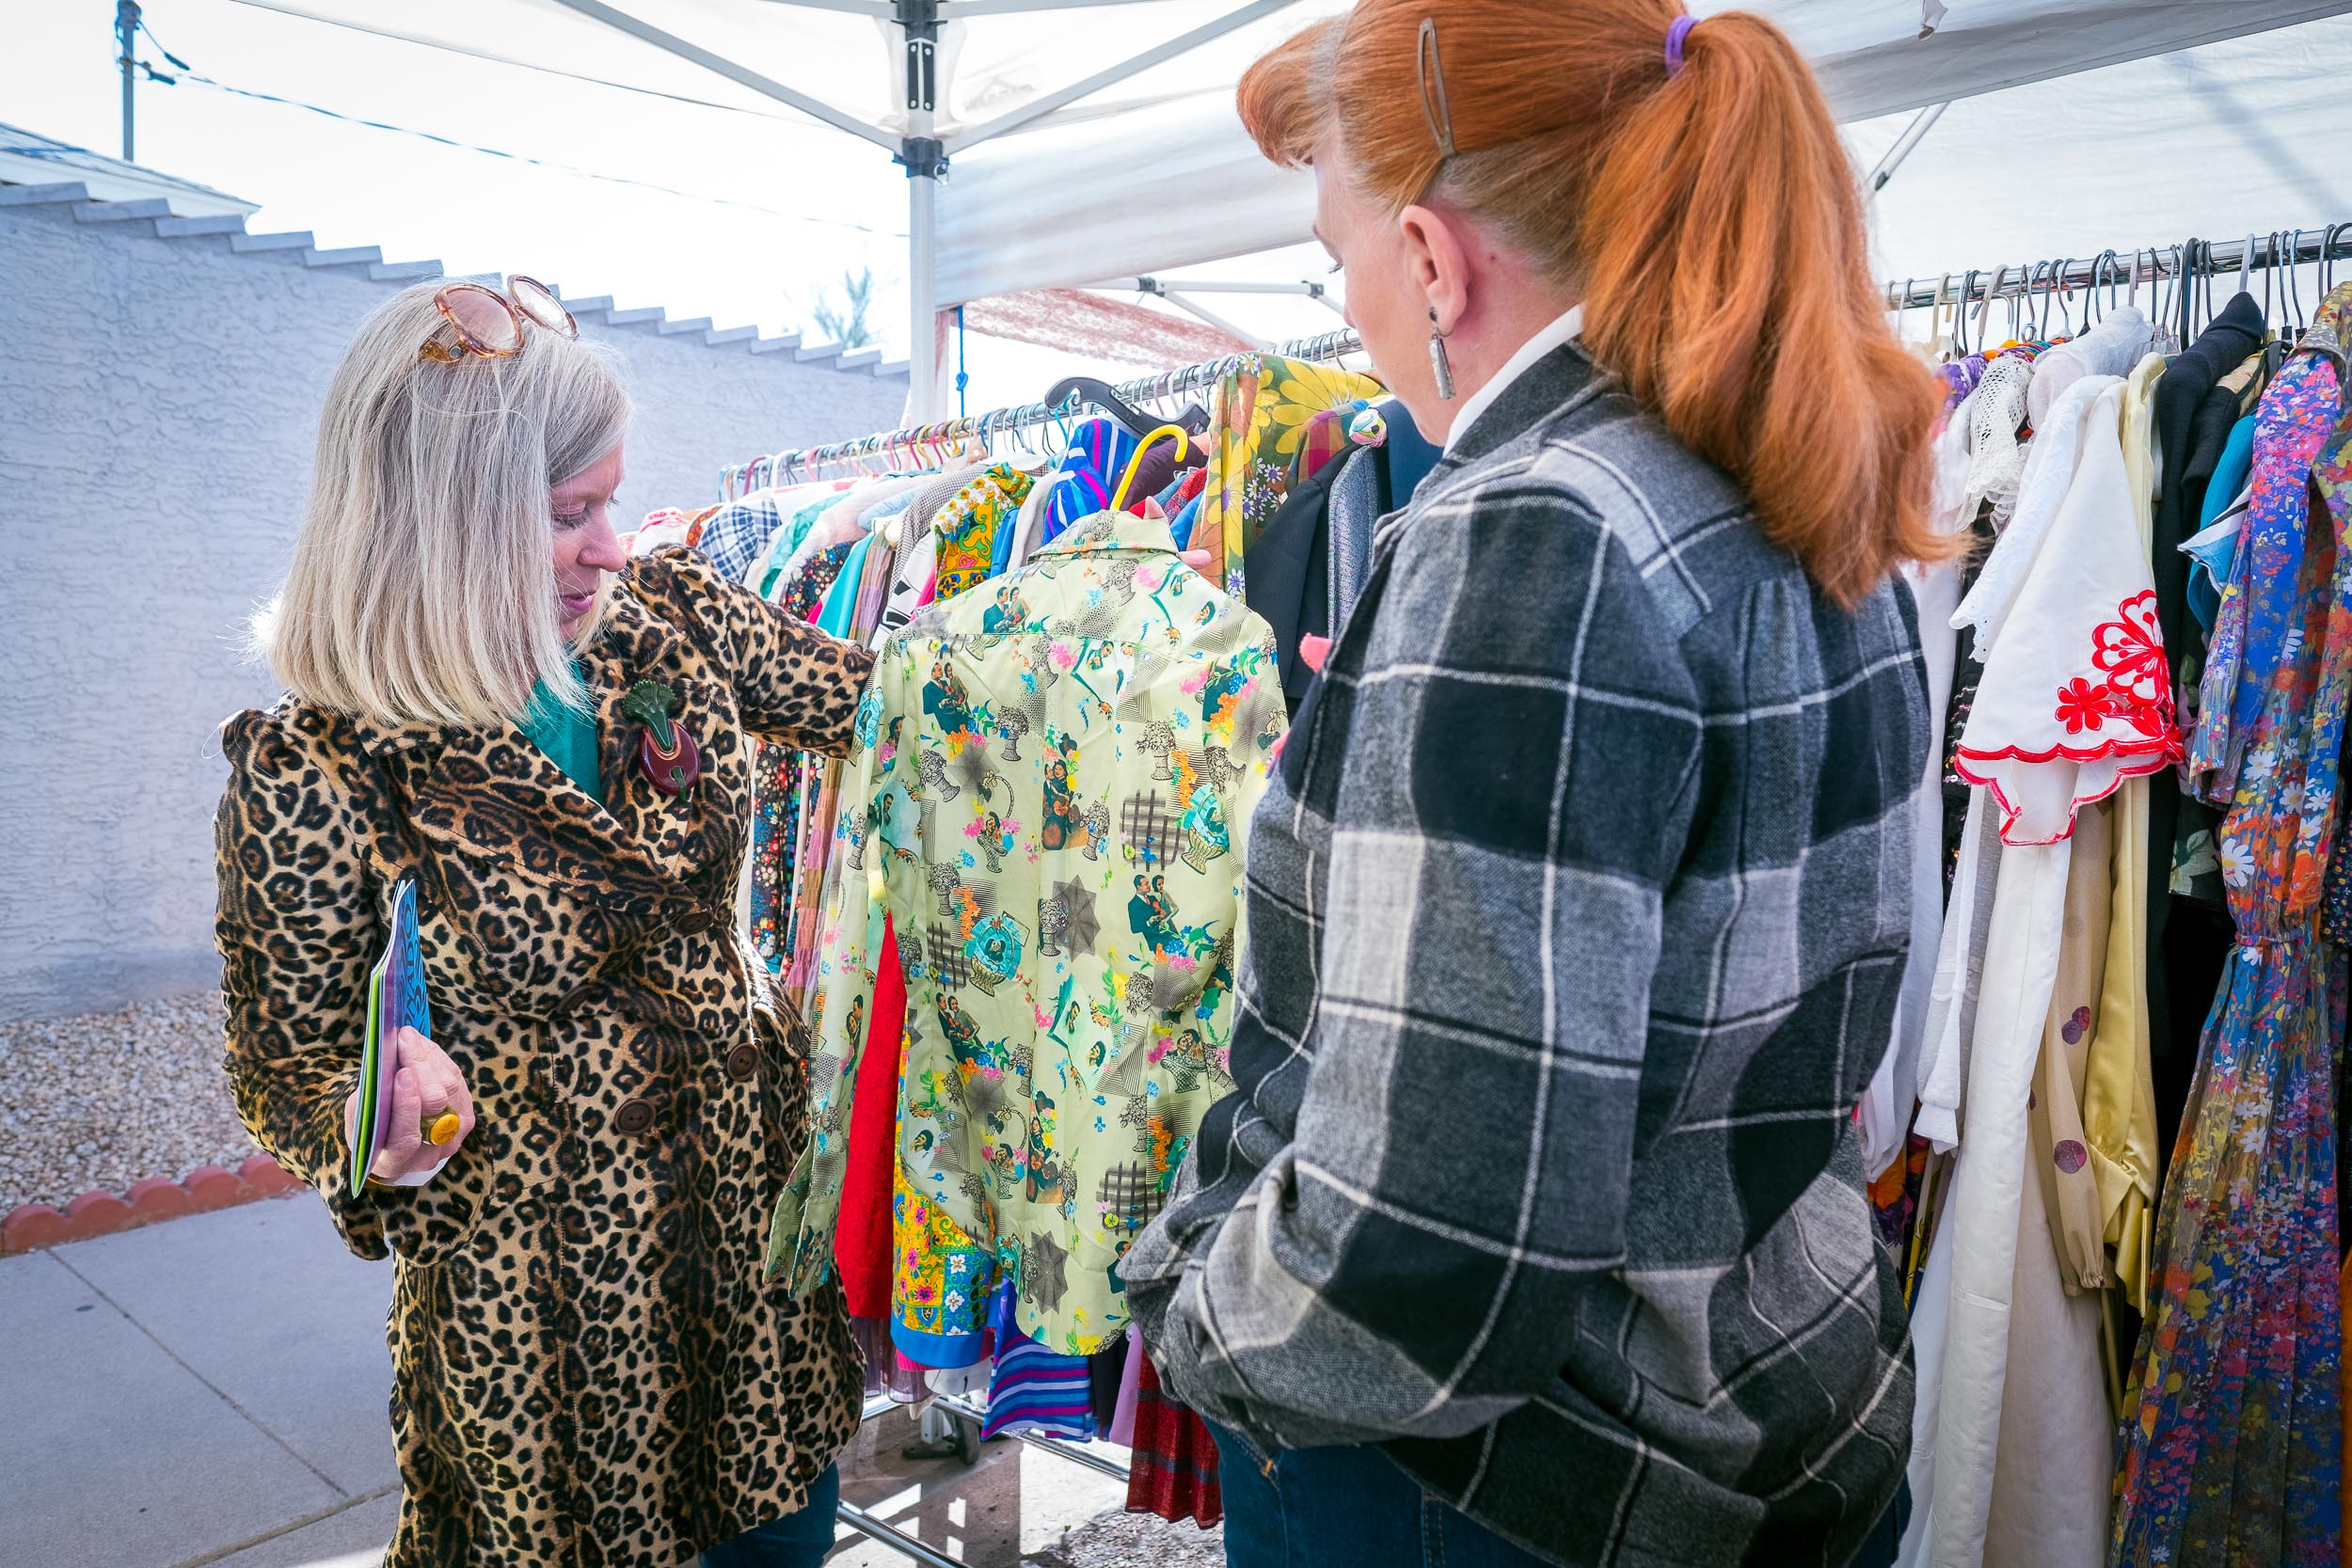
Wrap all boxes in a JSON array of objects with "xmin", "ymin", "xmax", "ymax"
[
  {"xmin": 2145, "ymin": 291, "xmax": 2266, "ymax": 1064},
  {"xmin": 1244, "ymin": 448, "xmax": 1345, "ymax": 716},
  {"xmin": 1248, "ymin": 410, "xmax": 1449, "ymax": 719},
  {"xmin": 1379, "ymin": 399, "xmax": 1443, "ymax": 506}
]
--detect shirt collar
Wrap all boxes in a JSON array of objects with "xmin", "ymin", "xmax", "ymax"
[
  {"xmin": 1443, "ymin": 306, "xmax": 1586, "ymax": 454},
  {"xmin": 1034, "ymin": 507, "xmax": 1180, "ymax": 561}
]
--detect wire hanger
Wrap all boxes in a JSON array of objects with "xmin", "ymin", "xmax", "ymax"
[{"xmin": 1972, "ymin": 264, "xmax": 2004, "ymax": 349}]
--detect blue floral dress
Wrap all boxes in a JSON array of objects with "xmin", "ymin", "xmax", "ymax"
[{"xmin": 2112, "ymin": 285, "xmax": 2352, "ymax": 1568}]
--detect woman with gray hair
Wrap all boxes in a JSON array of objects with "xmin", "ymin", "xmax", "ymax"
[{"xmin": 216, "ymin": 277, "xmax": 872, "ymax": 1566}]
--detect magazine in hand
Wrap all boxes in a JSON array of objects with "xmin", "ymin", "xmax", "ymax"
[{"xmin": 350, "ymin": 879, "xmax": 431, "ymax": 1191}]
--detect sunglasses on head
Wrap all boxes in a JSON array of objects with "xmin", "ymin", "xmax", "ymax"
[{"xmin": 420, "ymin": 276, "xmax": 578, "ymax": 362}]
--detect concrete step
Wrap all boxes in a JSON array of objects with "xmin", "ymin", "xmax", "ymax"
[
  {"xmin": 794, "ymin": 341, "xmax": 846, "ymax": 363},
  {"xmin": 0, "ymin": 181, "xmax": 94, "ymax": 207},
  {"xmin": 303, "ymin": 245, "xmax": 384, "ymax": 268},
  {"xmin": 749, "ymin": 333, "xmax": 803, "ymax": 355},
  {"xmin": 703, "ymin": 325, "xmax": 757, "ymax": 346},
  {"xmin": 606, "ymin": 307, "xmax": 665, "ymax": 326},
  {"xmin": 656, "ymin": 316, "xmax": 714, "ymax": 336},
  {"xmin": 152, "ymin": 214, "xmax": 249, "ymax": 238},
  {"xmin": 838, "ymin": 347, "xmax": 883, "ymax": 370},
  {"xmin": 228, "ymin": 230, "xmax": 316, "ymax": 253},
  {"xmin": 367, "ymin": 260, "xmax": 443, "ymax": 282},
  {"xmin": 74, "ymin": 198, "xmax": 173, "ymax": 223}
]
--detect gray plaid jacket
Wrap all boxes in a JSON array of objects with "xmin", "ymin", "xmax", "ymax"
[{"xmin": 1122, "ymin": 345, "xmax": 1921, "ymax": 1568}]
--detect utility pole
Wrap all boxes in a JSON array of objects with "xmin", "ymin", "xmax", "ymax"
[{"xmin": 116, "ymin": 0, "xmax": 141, "ymax": 162}]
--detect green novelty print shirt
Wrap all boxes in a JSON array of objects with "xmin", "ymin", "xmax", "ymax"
[{"xmin": 770, "ymin": 508, "xmax": 1285, "ymax": 1354}]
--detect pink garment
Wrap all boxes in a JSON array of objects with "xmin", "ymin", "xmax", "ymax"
[{"xmin": 1108, "ymin": 1325, "xmax": 1143, "ymax": 1448}]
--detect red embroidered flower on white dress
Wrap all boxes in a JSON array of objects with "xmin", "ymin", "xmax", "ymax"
[
  {"xmin": 2055, "ymin": 676, "xmax": 2110, "ymax": 736},
  {"xmin": 2090, "ymin": 590, "xmax": 2171, "ymax": 739}
]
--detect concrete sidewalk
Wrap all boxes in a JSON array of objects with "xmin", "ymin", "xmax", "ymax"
[{"xmin": 0, "ymin": 1196, "xmax": 1219, "ymax": 1568}]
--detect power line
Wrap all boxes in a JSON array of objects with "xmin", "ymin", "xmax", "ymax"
[
  {"xmin": 216, "ymin": 0, "xmax": 810, "ymax": 125},
  {"xmin": 122, "ymin": 15, "xmax": 905, "ymax": 238}
]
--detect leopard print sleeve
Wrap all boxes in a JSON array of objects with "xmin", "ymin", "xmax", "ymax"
[
  {"xmin": 215, "ymin": 706, "xmax": 400, "ymax": 1260},
  {"xmin": 630, "ymin": 546, "xmax": 878, "ymax": 757}
]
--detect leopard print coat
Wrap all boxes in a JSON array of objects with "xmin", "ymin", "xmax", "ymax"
[{"xmin": 216, "ymin": 549, "xmax": 873, "ymax": 1568}]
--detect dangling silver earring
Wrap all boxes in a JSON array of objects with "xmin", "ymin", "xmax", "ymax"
[{"xmin": 1427, "ymin": 309, "xmax": 1457, "ymax": 401}]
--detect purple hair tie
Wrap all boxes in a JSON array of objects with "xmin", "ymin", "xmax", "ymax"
[{"xmin": 1664, "ymin": 14, "xmax": 1697, "ymax": 77}]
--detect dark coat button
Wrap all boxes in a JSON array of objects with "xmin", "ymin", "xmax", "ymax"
[
  {"xmin": 613, "ymin": 1100, "xmax": 655, "ymax": 1135},
  {"xmin": 555, "ymin": 984, "xmax": 596, "ymax": 1013},
  {"xmin": 726, "ymin": 1043, "xmax": 759, "ymax": 1081},
  {"xmin": 674, "ymin": 910, "xmax": 713, "ymax": 935}
]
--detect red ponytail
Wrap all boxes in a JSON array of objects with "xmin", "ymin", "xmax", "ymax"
[{"xmin": 1239, "ymin": 2, "xmax": 1949, "ymax": 608}]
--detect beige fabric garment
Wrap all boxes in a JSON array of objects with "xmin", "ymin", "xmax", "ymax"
[
  {"xmin": 2029, "ymin": 802, "xmax": 2113, "ymax": 1293},
  {"xmin": 2084, "ymin": 350, "xmax": 2167, "ymax": 1321}
]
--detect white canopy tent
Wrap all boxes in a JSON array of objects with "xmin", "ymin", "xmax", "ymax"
[{"xmin": 250, "ymin": 0, "xmax": 2352, "ymax": 415}]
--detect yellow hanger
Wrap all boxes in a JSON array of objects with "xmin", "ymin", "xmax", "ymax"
[{"xmin": 1108, "ymin": 423, "xmax": 1192, "ymax": 515}]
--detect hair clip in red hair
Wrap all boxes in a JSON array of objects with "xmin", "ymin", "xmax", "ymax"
[{"xmin": 1416, "ymin": 18, "xmax": 1456, "ymax": 160}]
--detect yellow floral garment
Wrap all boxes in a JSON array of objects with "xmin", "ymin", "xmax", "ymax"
[
  {"xmin": 769, "ymin": 508, "xmax": 1285, "ymax": 1354},
  {"xmin": 934, "ymin": 463, "xmax": 1035, "ymax": 602},
  {"xmin": 1195, "ymin": 354, "xmax": 1386, "ymax": 595},
  {"xmin": 891, "ymin": 1159, "xmax": 994, "ymax": 1364}
]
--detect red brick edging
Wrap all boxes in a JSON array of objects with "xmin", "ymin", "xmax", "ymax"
[{"xmin": 1, "ymin": 1155, "xmax": 303, "ymax": 1256}]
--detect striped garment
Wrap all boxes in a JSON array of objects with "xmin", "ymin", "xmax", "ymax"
[
  {"xmin": 1123, "ymin": 342, "xmax": 1925, "ymax": 1568},
  {"xmin": 979, "ymin": 1284, "xmax": 1096, "ymax": 1442}
]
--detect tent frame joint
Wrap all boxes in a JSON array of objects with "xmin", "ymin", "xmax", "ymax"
[{"xmin": 898, "ymin": 135, "xmax": 949, "ymax": 180}]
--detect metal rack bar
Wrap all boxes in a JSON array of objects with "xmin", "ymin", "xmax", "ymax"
[
  {"xmin": 1880, "ymin": 224, "xmax": 2352, "ymax": 311},
  {"xmin": 731, "ymin": 324, "xmax": 1363, "ymax": 488},
  {"xmin": 838, "ymin": 1388, "xmax": 1134, "ymax": 1562},
  {"xmin": 836, "ymin": 1498, "xmax": 967, "ymax": 1568},
  {"xmin": 934, "ymin": 1393, "xmax": 1135, "ymax": 1481},
  {"xmin": 741, "ymin": 221, "xmax": 2352, "ymax": 491}
]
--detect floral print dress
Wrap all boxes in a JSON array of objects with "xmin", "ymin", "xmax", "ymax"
[
  {"xmin": 1194, "ymin": 355, "xmax": 1386, "ymax": 596},
  {"xmin": 2111, "ymin": 285, "xmax": 2352, "ymax": 1568}
]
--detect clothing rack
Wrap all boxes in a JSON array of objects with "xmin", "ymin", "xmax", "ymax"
[{"xmin": 726, "ymin": 324, "xmax": 1365, "ymax": 492}]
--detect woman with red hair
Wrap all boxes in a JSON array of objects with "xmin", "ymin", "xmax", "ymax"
[{"xmin": 1121, "ymin": 5, "xmax": 1943, "ymax": 1566}]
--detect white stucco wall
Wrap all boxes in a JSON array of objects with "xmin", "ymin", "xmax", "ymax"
[{"xmin": 0, "ymin": 189, "xmax": 908, "ymax": 1022}]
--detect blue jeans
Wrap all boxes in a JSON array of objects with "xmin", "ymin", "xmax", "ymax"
[
  {"xmin": 1208, "ymin": 1424, "xmax": 1550, "ymax": 1568},
  {"xmin": 702, "ymin": 1465, "xmax": 840, "ymax": 1568}
]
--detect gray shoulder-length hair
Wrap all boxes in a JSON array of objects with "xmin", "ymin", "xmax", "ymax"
[{"xmin": 253, "ymin": 279, "xmax": 632, "ymax": 729}]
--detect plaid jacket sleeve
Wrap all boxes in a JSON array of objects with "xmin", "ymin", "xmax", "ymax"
[{"xmin": 1128, "ymin": 466, "xmax": 1707, "ymax": 1447}]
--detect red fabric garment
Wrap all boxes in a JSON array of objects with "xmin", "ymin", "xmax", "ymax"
[
  {"xmin": 832, "ymin": 917, "xmax": 906, "ymax": 1321},
  {"xmin": 1124, "ymin": 1349, "xmax": 1223, "ymax": 1528}
]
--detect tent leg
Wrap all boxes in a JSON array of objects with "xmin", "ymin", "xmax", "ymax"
[{"xmin": 910, "ymin": 154, "xmax": 941, "ymax": 419}]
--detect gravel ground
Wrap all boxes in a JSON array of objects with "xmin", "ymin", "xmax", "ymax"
[
  {"xmin": 1038, "ymin": 1508, "xmax": 1226, "ymax": 1567},
  {"xmin": 0, "ymin": 990, "xmax": 258, "ymax": 1213}
]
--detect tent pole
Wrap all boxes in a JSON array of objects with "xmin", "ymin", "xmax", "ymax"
[
  {"xmin": 1867, "ymin": 102, "xmax": 1947, "ymax": 193},
  {"xmin": 548, "ymin": 0, "xmax": 898, "ymax": 149},
  {"xmin": 910, "ymin": 147, "xmax": 941, "ymax": 416},
  {"xmin": 896, "ymin": 0, "xmax": 947, "ymax": 419}
]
